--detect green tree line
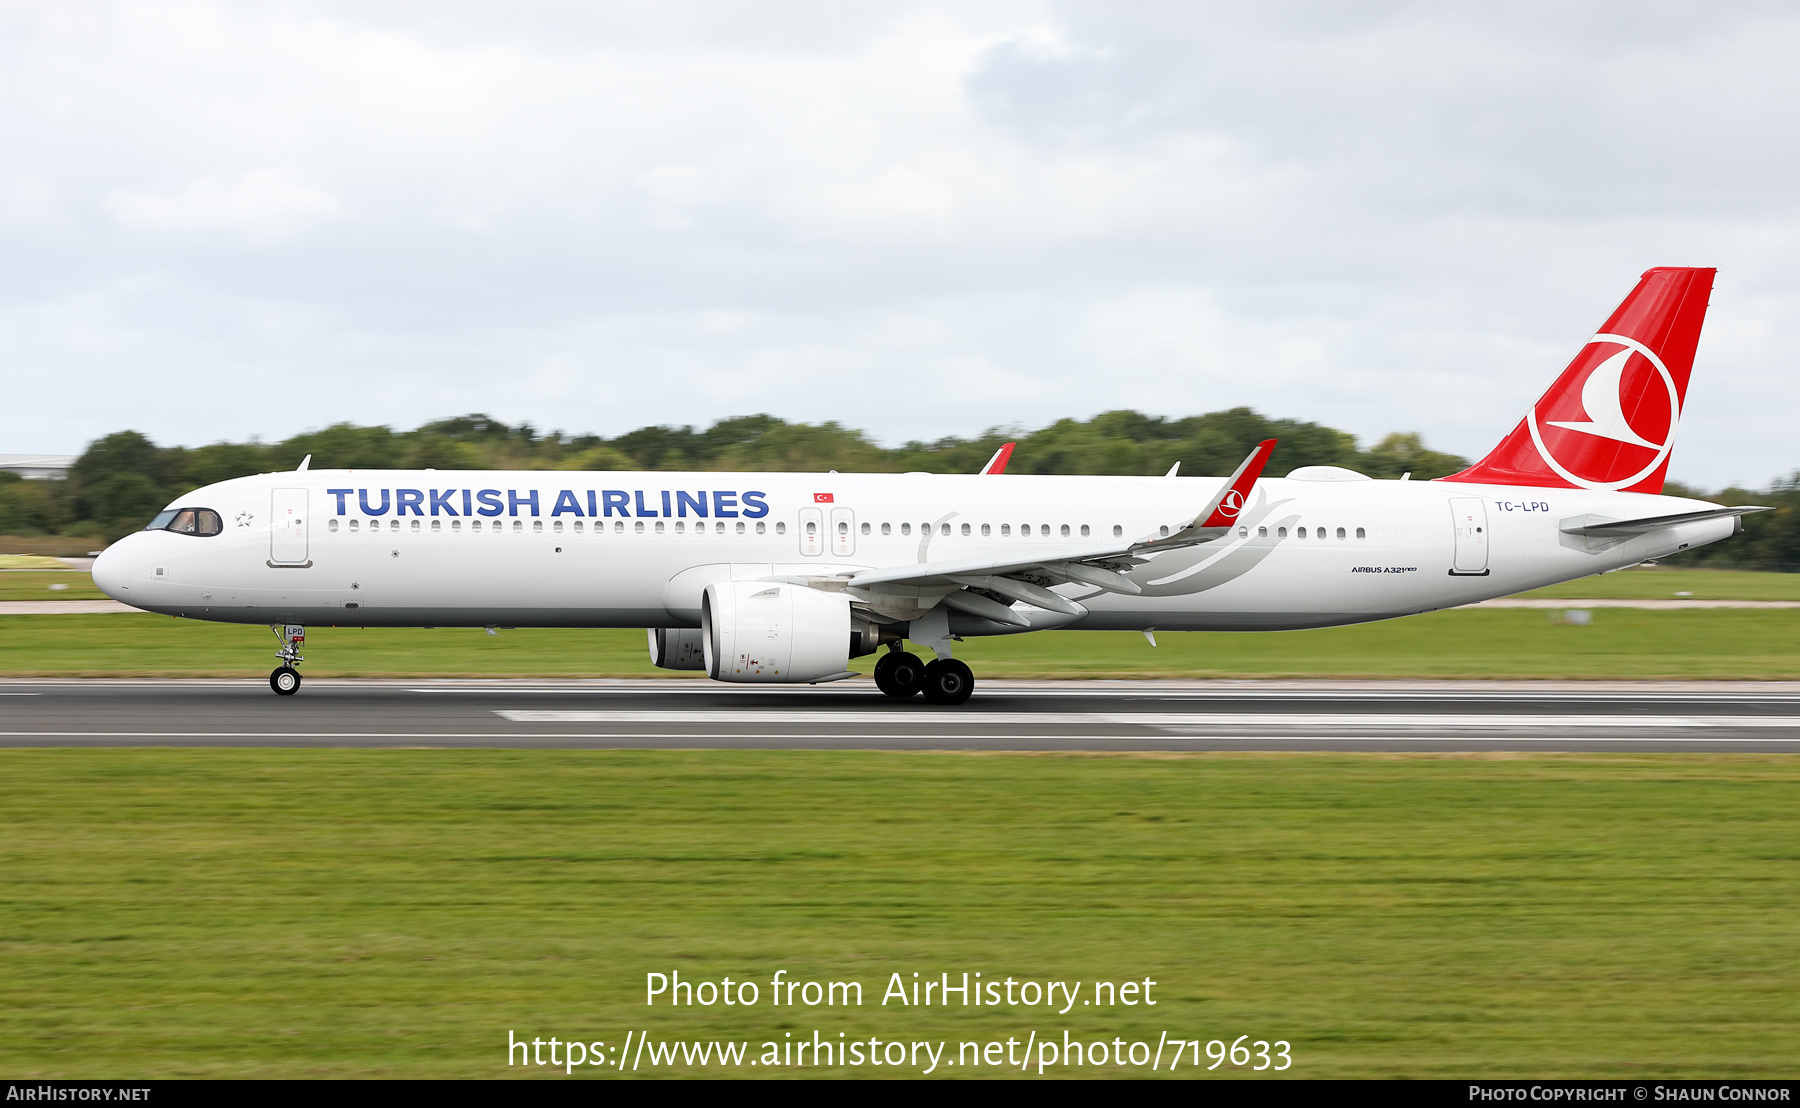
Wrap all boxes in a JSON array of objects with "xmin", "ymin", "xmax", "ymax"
[
  {"xmin": 6, "ymin": 407, "xmax": 1789, "ymax": 569},
  {"xmin": 5, "ymin": 408, "xmax": 1463, "ymax": 541}
]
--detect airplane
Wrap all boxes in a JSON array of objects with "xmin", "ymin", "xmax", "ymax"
[{"xmin": 92, "ymin": 267, "xmax": 1764, "ymax": 703}]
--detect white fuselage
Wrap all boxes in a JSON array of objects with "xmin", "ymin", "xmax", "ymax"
[{"xmin": 92, "ymin": 468, "xmax": 1734, "ymax": 633}]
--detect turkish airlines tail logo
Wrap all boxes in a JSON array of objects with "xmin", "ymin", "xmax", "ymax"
[{"xmin": 1441, "ymin": 267, "xmax": 1714, "ymax": 494}]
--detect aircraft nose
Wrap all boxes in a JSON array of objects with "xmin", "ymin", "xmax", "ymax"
[{"xmin": 91, "ymin": 540, "xmax": 130, "ymax": 600}]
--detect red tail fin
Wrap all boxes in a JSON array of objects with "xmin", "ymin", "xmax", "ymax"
[{"xmin": 1441, "ymin": 267, "xmax": 1714, "ymax": 493}]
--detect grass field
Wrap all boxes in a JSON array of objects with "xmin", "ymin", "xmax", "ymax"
[
  {"xmin": 0, "ymin": 571, "xmax": 107, "ymax": 600},
  {"xmin": 3, "ymin": 607, "xmax": 1798, "ymax": 679},
  {"xmin": 1516, "ymin": 568, "xmax": 1800, "ymax": 601},
  {"xmin": 1, "ymin": 749, "xmax": 1795, "ymax": 1078}
]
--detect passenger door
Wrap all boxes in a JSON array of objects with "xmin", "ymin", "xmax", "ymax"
[
  {"xmin": 270, "ymin": 488, "xmax": 310, "ymax": 566},
  {"xmin": 1448, "ymin": 497, "xmax": 1489, "ymax": 576}
]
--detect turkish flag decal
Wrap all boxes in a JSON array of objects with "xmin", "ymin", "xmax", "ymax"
[{"xmin": 814, "ymin": 493, "xmax": 834, "ymax": 503}]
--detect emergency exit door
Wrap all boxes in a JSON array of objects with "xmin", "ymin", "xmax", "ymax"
[
  {"xmin": 798, "ymin": 507, "xmax": 824, "ymax": 557},
  {"xmin": 270, "ymin": 488, "xmax": 310, "ymax": 565},
  {"xmin": 830, "ymin": 507, "xmax": 856, "ymax": 556},
  {"xmin": 1448, "ymin": 497, "xmax": 1489, "ymax": 576}
]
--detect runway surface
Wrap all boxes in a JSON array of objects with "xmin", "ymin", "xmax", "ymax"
[{"xmin": 5, "ymin": 677, "xmax": 1800, "ymax": 751}]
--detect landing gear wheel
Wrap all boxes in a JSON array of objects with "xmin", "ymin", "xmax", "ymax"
[
  {"xmin": 921, "ymin": 659, "xmax": 974, "ymax": 705},
  {"xmin": 270, "ymin": 666, "xmax": 302, "ymax": 696},
  {"xmin": 874, "ymin": 651, "xmax": 927, "ymax": 699}
]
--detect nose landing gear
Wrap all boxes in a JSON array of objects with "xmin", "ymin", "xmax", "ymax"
[{"xmin": 269, "ymin": 624, "xmax": 305, "ymax": 696}]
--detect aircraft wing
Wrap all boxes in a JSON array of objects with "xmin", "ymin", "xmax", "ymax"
[
  {"xmin": 978, "ymin": 443, "xmax": 1016, "ymax": 475},
  {"xmin": 844, "ymin": 440, "xmax": 1278, "ymax": 620}
]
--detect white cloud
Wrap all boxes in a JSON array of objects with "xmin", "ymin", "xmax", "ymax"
[{"xmin": 102, "ymin": 170, "xmax": 342, "ymax": 241}]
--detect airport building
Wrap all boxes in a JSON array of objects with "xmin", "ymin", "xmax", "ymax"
[{"xmin": 0, "ymin": 454, "xmax": 78, "ymax": 480}]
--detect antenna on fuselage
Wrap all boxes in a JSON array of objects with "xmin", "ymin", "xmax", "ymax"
[{"xmin": 296, "ymin": 455, "xmax": 312, "ymax": 472}]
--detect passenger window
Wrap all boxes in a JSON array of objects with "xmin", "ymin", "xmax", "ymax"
[
  {"xmin": 350, "ymin": 519, "xmax": 360, "ymax": 532},
  {"xmin": 554, "ymin": 520, "xmax": 564, "ymax": 533},
  {"xmin": 941, "ymin": 523, "xmax": 951, "ymax": 536},
  {"xmin": 1060, "ymin": 524, "xmax": 1070, "ymax": 537},
  {"xmin": 453, "ymin": 520, "xmax": 462, "ymax": 532},
  {"xmin": 736, "ymin": 521, "xmax": 745, "ymax": 534},
  {"xmin": 775, "ymin": 522, "xmax": 786, "ymax": 535},
  {"xmin": 533, "ymin": 520, "xmax": 543, "ymax": 533},
  {"xmin": 1080, "ymin": 524, "xmax": 1089, "ymax": 537},
  {"xmin": 981, "ymin": 523, "xmax": 991, "ymax": 536},
  {"xmin": 1112, "ymin": 525, "xmax": 1122, "ymax": 537},
  {"xmin": 1298, "ymin": 527, "xmax": 1308, "ymax": 538},
  {"xmin": 635, "ymin": 521, "xmax": 645, "ymax": 533},
  {"xmin": 391, "ymin": 519, "xmax": 400, "ymax": 532},
  {"xmin": 961, "ymin": 523, "xmax": 970, "ymax": 536},
  {"xmin": 715, "ymin": 521, "xmax": 724, "ymax": 534},
  {"xmin": 616, "ymin": 521, "xmax": 626, "ymax": 533},
  {"xmin": 807, "ymin": 521, "xmax": 817, "ymax": 535},
  {"xmin": 431, "ymin": 520, "xmax": 440, "ymax": 532},
  {"xmin": 655, "ymin": 521, "xmax": 665, "ymax": 534},
  {"xmin": 1258, "ymin": 526, "xmax": 1268, "ymax": 538},
  {"xmin": 675, "ymin": 521, "xmax": 685, "ymax": 534},
  {"xmin": 880, "ymin": 522, "xmax": 891, "ymax": 535},
  {"xmin": 1278, "ymin": 527, "xmax": 1288, "ymax": 538},
  {"xmin": 838, "ymin": 522, "xmax": 848, "ymax": 535},
  {"xmin": 412, "ymin": 519, "xmax": 421, "ymax": 532},
  {"xmin": 329, "ymin": 519, "xmax": 339, "ymax": 533},
  {"xmin": 901, "ymin": 523, "xmax": 911, "ymax": 536},
  {"xmin": 861, "ymin": 522, "xmax": 870, "ymax": 535},
  {"xmin": 1239, "ymin": 526, "xmax": 1248, "ymax": 537},
  {"xmin": 1336, "ymin": 527, "xmax": 1345, "ymax": 539},
  {"xmin": 1158, "ymin": 525, "xmax": 1169, "ymax": 537},
  {"xmin": 1001, "ymin": 524, "xmax": 1011, "ymax": 536}
]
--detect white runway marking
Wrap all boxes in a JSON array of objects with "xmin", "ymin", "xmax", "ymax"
[
  {"xmin": 493, "ymin": 709, "xmax": 1800, "ymax": 731},
  {"xmin": 3, "ymin": 731, "xmax": 1799, "ymax": 745},
  {"xmin": 411, "ymin": 686, "xmax": 1800, "ymax": 703}
]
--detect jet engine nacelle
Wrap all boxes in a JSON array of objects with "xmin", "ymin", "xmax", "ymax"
[
  {"xmin": 647, "ymin": 627, "xmax": 706, "ymax": 670},
  {"xmin": 701, "ymin": 581, "xmax": 893, "ymax": 683}
]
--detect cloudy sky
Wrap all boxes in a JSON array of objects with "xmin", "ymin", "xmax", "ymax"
[{"xmin": 3, "ymin": 1, "xmax": 1797, "ymax": 487}]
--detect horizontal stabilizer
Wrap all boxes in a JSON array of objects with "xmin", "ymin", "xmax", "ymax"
[{"xmin": 1559, "ymin": 505, "xmax": 1769, "ymax": 538}]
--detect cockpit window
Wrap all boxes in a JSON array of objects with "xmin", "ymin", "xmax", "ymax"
[{"xmin": 148, "ymin": 508, "xmax": 223, "ymax": 536}]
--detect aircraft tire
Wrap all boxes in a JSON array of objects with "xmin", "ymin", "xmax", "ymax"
[
  {"xmin": 921, "ymin": 659, "xmax": 973, "ymax": 705},
  {"xmin": 270, "ymin": 666, "xmax": 302, "ymax": 696},
  {"xmin": 874, "ymin": 651, "xmax": 926, "ymax": 698}
]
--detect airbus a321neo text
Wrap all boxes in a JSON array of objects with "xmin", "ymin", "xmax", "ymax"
[{"xmin": 93, "ymin": 267, "xmax": 1764, "ymax": 703}]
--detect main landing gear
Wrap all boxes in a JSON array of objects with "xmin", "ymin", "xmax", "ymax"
[
  {"xmin": 873, "ymin": 644, "xmax": 974, "ymax": 706},
  {"xmin": 269, "ymin": 624, "xmax": 305, "ymax": 696}
]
